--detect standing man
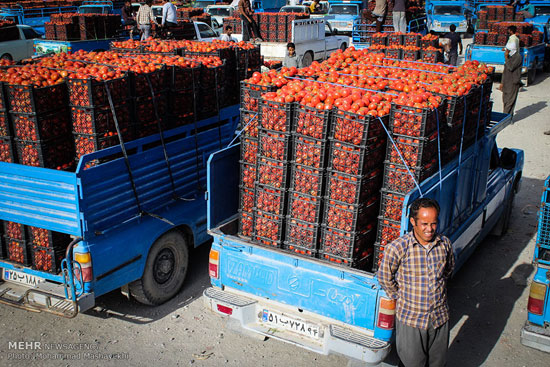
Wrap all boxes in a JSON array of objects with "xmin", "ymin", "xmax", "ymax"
[
  {"xmin": 239, "ymin": 0, "xmax": 263, "ymax": 42},
  {"xmin": 502, "ymin": 25, "xmax": 522, "ymax": 117},
  {"xmin": 136, "ymin": 0, "xmax": 158, "ymax": 40},
  {"xmin": 309, "ymin": 0, "xmax": 321, "ymax": 13},
  {"xmin": 362, "ymin": 0, "xmax": 387, "ymax": 33},
  {"xmin": 162, "ymin": 0, "xmax": 178, "ymax": 28},
  {"xmin": 392, "ymin": 0, "xmax": 406, "ymax": 33},
  {"xmin": 444, "ymin": 24, "xmax": 462, "ymax": 66},
  {"xmin": 378, "ymin": 198, "xmax": 455, "ymax": 367},
  {"xmin": 121, "ymin": 0, "xmax": 137, "ymax": 38}
]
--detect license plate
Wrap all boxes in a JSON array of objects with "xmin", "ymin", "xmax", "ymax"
[
  {"xmin": 261, "ymin": 309, "xmax": 321, "ymax": 339},
  {"xmin": 2, "ymin": 269, "xmax": 45, "ymax": 287}
]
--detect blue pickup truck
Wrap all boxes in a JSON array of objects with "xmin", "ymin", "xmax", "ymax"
[
  {"xmin": 521, "ymin": 176, "xmax": 550, "ymax": 353},
  {"xmin": 0, "ymin": 106, "xmax": 239, "ymax": 317},
  {"xmin": 426, "ymin": 0, "xmax": 474, "ymax": 34},
  {"xmin": 203, "ymin": 111, "xmax": 523, "ymax": 365},
  {"xmin": 326, "ymin": 0, "xmax": 362, "ymax": 35}
]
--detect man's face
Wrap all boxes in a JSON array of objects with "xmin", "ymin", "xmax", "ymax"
[
  {"xmin": 410, "ymin": 207, "xmax": 438, "ymax": 245},
  {"xmin": 288, "ymin": 46, "xmax": 295, "ymax": 56},
  {"xmin": 508, "ymin": 28, "xmax": 513, "ymax": 36},
  {"xmin": 227, "ymin": 28, "xmax": 232, "ymax": 36}
]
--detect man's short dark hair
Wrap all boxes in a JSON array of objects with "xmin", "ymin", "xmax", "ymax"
[
  {"xmin": 225, "ymin": 25, "xmax": 233, "ymax": 31},
  {"xmin": 287, "ymin": 42, "xmax": 295, "ymax": 49},
  {"xmin": 449, "ymin": 24, "xmax": 456, "ymax": 32},
  {"xmin": 409, "ymin": 198, "xmax": 440, "ymax": 220},
  {"xmin": 145, "ymin": 0, "xmax": 153, "ymax": 5},
  {"xmin": 508, "ymin": 25, "xmax": 517, "ymax": 33}
]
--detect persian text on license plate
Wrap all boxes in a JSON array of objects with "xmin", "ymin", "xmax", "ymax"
[
  {"xmin": 2, "ymin": 269, "xmax": 45, "ymax": 286},
  {"xmin": 261, "ymin": 309, "xmax": 321, "ymax": 339}
]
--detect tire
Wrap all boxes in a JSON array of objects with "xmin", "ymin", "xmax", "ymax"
[
  {"xmin": 527, "ymin": 68, "xmax": 536, "ymax": 86},
  {"xmin": 1, "ymin": 54, "xmax": 13, "ymax": 61},
  {"xmin": 302, "ymin": 51, "xmax": 313, "ymax": 67},
  {"xmin": 129, "ymin": 230, "xmax": 189, "ymax": 306},
  {"xmin": 493, "ymin": 187, "xmax": 515, "ymax": 237},
  {"xmin": 340, "ymin": 43, "xmax": 347, "ymax": 51}
]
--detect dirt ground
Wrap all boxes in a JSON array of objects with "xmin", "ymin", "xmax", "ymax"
[{"xmin": 1, "ymin": 46, "xmax": 550, "ymax": 367}]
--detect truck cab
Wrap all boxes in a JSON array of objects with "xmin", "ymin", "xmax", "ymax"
[
  {"xmin": 205, "ymin": 4, "xmax": 236, "ymax": 31},
  {"xmin": 78, "ymin": 0, "xmax": 115, "ymax": 14},
  {"xmin": 0, "ymin": 24, "xmax": 42, "ymax": 61},
  {"xmin": 327, "ymin": 1, "xmax": 361, "ymax": 35},
  {"xmin": 426, "ymin": 0, "xmax": 472, "ymax": 34}
]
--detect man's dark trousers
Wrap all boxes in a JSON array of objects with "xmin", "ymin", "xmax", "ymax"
[{"xmin": 396, "ymin": 319, "xmax": 449, "ymax": 367}]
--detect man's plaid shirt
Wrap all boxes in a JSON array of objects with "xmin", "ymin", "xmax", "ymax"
[{"xmin": 377, "ymin": 231, "xmax": 455, "ymax": 330}]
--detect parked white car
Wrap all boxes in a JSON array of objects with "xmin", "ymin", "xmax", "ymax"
[{"xmin": 0, "ymin": 24, "xmax": 42, "ymax": 61}]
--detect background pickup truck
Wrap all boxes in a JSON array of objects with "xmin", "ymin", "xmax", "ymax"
[
  {"xmin": 0, "ymin": 24, "xmax": 42, "ymax": 61},
  {"xmin": 426, "ymin": 0, "xmax": 473, "ymax": 34},
  {"xmin": 203, "ymin": 112, "xmax": 523, "ymax": 365}
]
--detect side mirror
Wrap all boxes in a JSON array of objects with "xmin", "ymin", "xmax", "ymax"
[
  {"xmin": 500, "ymin": 148, "xmax": 517, "ymax": 170},
  {"xmin": 333, "ymin": 28, "xmax": 339, "ymax": 35}
]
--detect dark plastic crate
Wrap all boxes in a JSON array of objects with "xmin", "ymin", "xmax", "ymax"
[
  {"xmin": 240, "ymin": 81, "xmax": 277, "ymax": 112},
  {"xmin": 0, "ymin": 110, "xmax": 10, "ymax": 137},
  {"xmin": 288, "ymin": 191, "xmax": 322, "ymax": 224},
  {"xmin": 30, "ymin": 245, "xmax": 65, "ymax": 274},
  {"xmin": 167, "ymin": 63, "xmax": 201, "ymax": 91},
  {"xmin": 238, "ymin": 210, "xmax": 255, "ymax": 239},
  {"xmin": 294, "ymin": 104, "xmax": 332, "ymax": 140},
  {"xmin": 371, "ymin": 34, "xmax": 387, "ymax": 45},
  {"xmin": 255, "ymin": 209, "xmax": 285, "ymax": 248},
  {"xmin": 129, "ymin": 67, "xmax": 169, "ymax": 98},
  {"xmin": 385, "ymin": 47, "xmax": 402, "ymax": 59},
  {"xmin": 386, "ymin": 131, "xmax": 439, "ymax": 169},
  {"xmin": 320, "ymin": 223, "xmax": 376, "ymax": 267},
  {"xmin": 27, "ymin": 226, "xmax": 72, "ymax": 250},
  {"xmin": 390, "ymin": 102, "xmax": 445, "ymax": 137},
  {"xmin": 421, "ymin": 37, "xmax": 439, "ymax": 49},
  {"xmin": 198, "ymin": 61, "xmax": 227, "ymax": 90},
  {"xmin": 260, "ymin": 99, "xmax": 294, "ymax": 133},
  {"xmin": 402, "ymin": 49, "xmax": 420, "ymax": 61},
  {"xmin": 403, "ymin": 34, "xmax": 420, "ymax": 47},
  {"xmin": 16, "ymin": 137, "xmax": 74, "ymax": 170},
  {"xmin": 438, "ymin": 93, "xmax": 466, "ymax": 128},
  {"xmin": 239, "ymin": 185, "xmax": 256, "ymax": 213},
  {"xmin": 255, "ymin": 184, "xmax": 287, "ymax": 216},
  {"xmin": 198, "ymin": 86, "xmax": 223, "ymax": 120},
  {"xmin": 331, "ymin": 109, "xmax": 387, "ymax": 145},
  {"xmin": 326, "ymin": 167, "xmax": 383, "ymax": 205},
  {"xmin": 289, "ymin": 164, "xmax": 325, "ymax": 197},
  {"xmin": 258, "ymin": 129, "xmax": 292, "ymax": 162},
  {"xmin": 67, "ymin": 75, "xmax": 129, "ymax": 108},
  {"xmin": 292, "ymin": 133, "xmax": 328, "ymax": 169},
  {"xmin": 387, "ymin": 33, "xmax": 404, "ymax": 46},
  {"xmin": 71, "ymin": 101, "xmax": 132, "ymax": 136},
  {"xmin": 240, "ymin": 136, "xmax": 258, "ymax": 165},
  {"xmin": 329, "ymin": 137, "xmax": 386, "ymax": 176},
  {"xmin": 7, "ymin": 83, "xmax": 67, "ymax": 114},
  {"xmin": 324, "ymin": 197, "xmax": 379, "ymax": 232},
  {"xmin": 0, "ymin": 136, "xmax": 16, "ymax": 163},
  {"xmin": 376, "ymin": 217, "xmax": 402, "ymax": 247},
  {"xmin": 3, "ymin": 221, "xmax": 27, "ymax": 241},
  {"xmin": 372, "ymin": 242, "xmax": 385, "ymax": 272},
  {"xmin": 11, "ymin": 108, "xmax": 71, "ymax": 141},
  {"xmin": 4, "ymin": 236, "xmax": 30, "ymax": 266},
  {"xmin": 240, "ymin": 109, "xmax": 260, "ymax": 138},
  {"xmin": 0, "ymin": 235, "xmax": 5, "ymax": 259},
  {"xmin": 167, "ymin": 89, "xmax": 195, "ymax": 122},
  {"xmin": 73, "ymin": 133, "xmax": 121, "ymax": 160},
  {"xmin": 284, "ymin": 218, "xmax": 320, "ymax": 255},
  {"xmin": 0, "ymin": 82, "xmax": 7, "ymax": 111},
  {"xmin": 134, "ymin": 93, "xmax": 168, "ymax": 125},
  {"xmin": 257, "ymin": 156, "xmax": 290, "ymax": 189},
  {"xmin": 379, "ymin": 189, "xmax": 406, "ymax": 223},
  {"xmin": 421, "ymin": 49, "xmax": 443, "ymax": 64},
  {"xmin": 382, "ymin": 160, "xmax": 437, "ymax": 194},
  {"xmin": 240, "ymin": 161, "xmax": 257, "ymax": 189}
]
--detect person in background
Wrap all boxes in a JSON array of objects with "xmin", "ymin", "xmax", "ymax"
[
  {"xmin": 162, "ymin": 0, "xmax": 178, "ymax": 28},
  {"xmin": 309, "ymin": 0, "xmax": 321, "ymax": 13},
  {"xmin": 220, "ymin": 25, "xmax": 237, "ymax": 42},
  {"xmin": 378, "ymin": 198, "xmax": 455, "ymax": 367},
  {"xmin": 444, "ymin": 24, "xmax": 462, "ymax": 66},
  {"xmin": 136, "ymin": 0, "xmax": 158, "ymax": 40},
  {"xmin": 239, "ymin": 0, "xmax": 263, "ymax": 42},
  {"xmin": 283, "ymin": 42, "xmax": 300, "ymax": 68},
  {"xmin": 121, "ymin": 0, "xmax": 137, "ymax": 38},
  {"xmin": 362, "ymin": 0, "xmax": 387, "ymax": 33},
  {"xmin": 501, "ymin": 25, "xmax": 522, "ymax": 117},
  {"xmin": 391, "ymin": 0, "xmax": 406, "ymax": 33}
]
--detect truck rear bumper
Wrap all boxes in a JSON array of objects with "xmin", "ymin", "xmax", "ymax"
[
  {"xmin": 0, "ymin": 279, "xmax": 94, "ymax": 318},
  {"xmin": 203, "ymin": 287, "xmax": 390, "ymax": 365},
  {"xmin": 521, "ymin": 321, "xmax": 550, "ymax": 353}
]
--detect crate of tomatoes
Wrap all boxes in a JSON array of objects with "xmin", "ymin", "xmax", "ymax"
[
  {"xmin": 326, "ymin": 167, "xmax": 383, "ymax": 206},
  {"xmin": 255, "ymin": 209, "xmax": 285, "ymax": 248},
  {"xmin": 5, "ymin": 236, "xmax": 30, "ymax": 266},
  {"xmin": 320, "ymin": 223, "xmax": 376, "ymax": 268},
  {"xmin": 16, "ymin": 137, "xmax": 75, "ymax": 170},
  {"xmin": 284, "ymin": 218, "xmax": 320, "ymax": 257},
  {"xmin": 11, "ymin": 108, "xmax": 71, "ymax": 141},
  {"xmin": 329, "ymin": 137, "xmax": 386, "ymax": 176},
  {"xmin": 31, "ymin": 245, "xmax": 66, "ymax": 274},
  {"xmin": 0, "ymin": 136, "xmax": 16, "ymax": 163}
]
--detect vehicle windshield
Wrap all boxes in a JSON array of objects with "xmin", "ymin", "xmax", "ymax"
[
  {"xmin": 195, "ymin": 1, "xmax": 214, "ymax": 7},
  {"xmin": 207, "ymin": 7, "xmax": 231, "ymax": 16},
  {"xmin": 152, "ymin": 7, "xmax": 162, "ymax": 17},
  {"xmin": 198, "ymin": 23, "xmax": 217, "ymax": 38},
  {"xmin": 22, "ymin": 26, "xmax": 41, "ymax": 39},
  {"xmin": 329, "ymin": 5, "xmax": 358, "ymax": 15},
  {"xmin": 79, "ymin": 6, "xmax": 107, "ymax": 14},
  {"xmin": 280, "ymin": 6, "xmax": 307, "ymax": 13},
  {"xmin": 535, "ymin": 6, "xmax": 550, "ymax": 15},
  {"xmin": 433, "ymin": 5, "xmax": 463, "ymax": 15}
]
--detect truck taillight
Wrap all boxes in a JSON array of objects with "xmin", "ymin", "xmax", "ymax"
[
  {"xmin": 74, "ymin": 252, "xmax": 93, "ymax": 282},
  {"xmin": 216, "ymin": 304, "xmax": 233, "ymax": 315},
  {"xmin": 527, "ymin": 281, "xmax": 547, "ymax": 315},
  {"xmin": 377, "ymin": 297, "xmax": 396, "ymax": 329},
  {"xmin": 209, "ymin": 249, "xmax": 219, "ymax": 279}
]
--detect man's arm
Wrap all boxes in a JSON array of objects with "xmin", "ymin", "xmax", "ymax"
[
  {"xmin": 162, "ymin": 4, "xmax": 167, "ymax": 26},
  {"xmin": 377, "ymin": 242, "xmax": 401, "ymax": 300},
  {"xmin": 505, "ymin": 52, "xmax": 523, "ymax": 72},
  {"xmin": 443, "ymin": 237, "xmax": 455, "ymax": 279},
  {"xmin": 150, "ymin": 7, "xmax": 158, "ymax": 25},
  {"xmin": 458, "ymin": 38, "xmax": 463, "ymax": 55}
]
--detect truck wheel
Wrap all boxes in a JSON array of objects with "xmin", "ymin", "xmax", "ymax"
[
  {"xmin": 302, "ymin": 51, "xmax": 313, "ymax": 67},
  {"xmin": 0, "ymin": 54, "xmax": 13, "ymax": 61},
  {"xmin": 494, "ymin": 187, "xmax": 515, "ymax": 237},
  {"xmin": 129, "ymin": 230, "xmax": 189, "ymax": 306},
  {"xmin": 340, "ymin": 43, "xmax": 347, "ymax": 51},
  {"xmin": 527, "ymin": 68, "xmax": 536, "ymax": 86}
]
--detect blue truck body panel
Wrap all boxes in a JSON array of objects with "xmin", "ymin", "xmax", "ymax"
[
  {"xmin": 0, "ymin": 5, "xmax": 78, "ymax": 34},
  {"xmin": 0, "ymin": 106, "xmax": 240, "ymax": 309},
  {"xmin": 205, "ymin": 111, "xmax": 523, "ymax": 363},
  {"xmin": 467, "ymin": 41, "xmax": 546, "ymax": 72}
]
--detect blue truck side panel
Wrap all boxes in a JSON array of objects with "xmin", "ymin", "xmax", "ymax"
[
  {"xmin": 0, "ymin": 6, "xmax": 78, "ymax": 33},
  {"xmin": 467, "ymin": 42, "xmax": 546, "ymax": 70}
]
